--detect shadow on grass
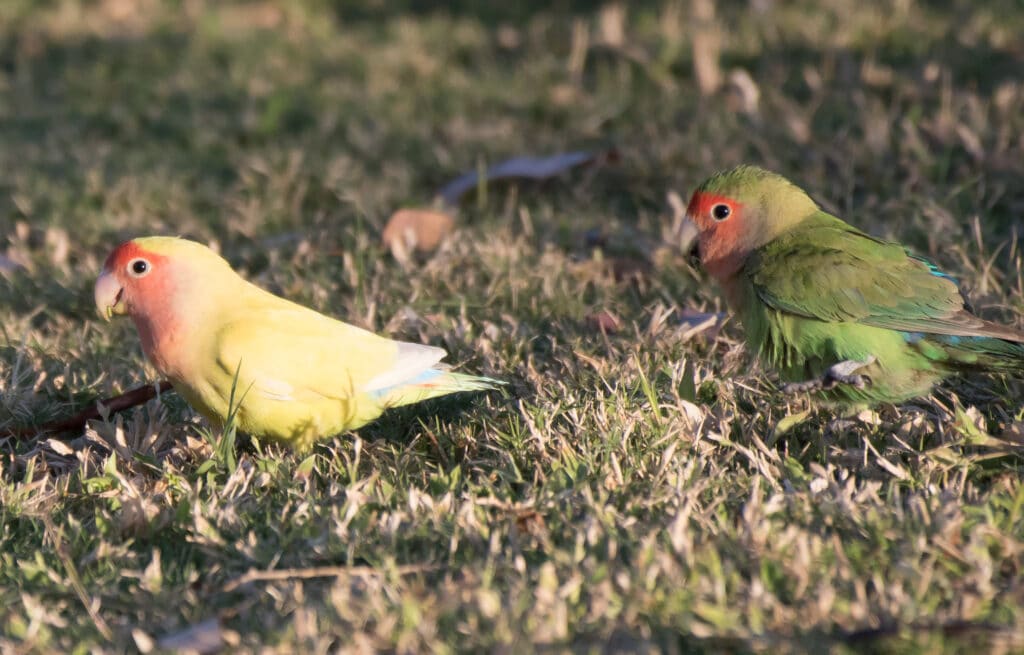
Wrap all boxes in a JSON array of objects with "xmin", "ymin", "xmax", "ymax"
[
  {"xmin": 329, "ymin": 0, "xmax": 611, "ymax": 25},
  {"xmin": 356, "ymin": 387, "xmax": 511, "ymax": 450},
  {"xmin": 555, "ymin": 620, "xmax": 1022, "ymax": 654}
]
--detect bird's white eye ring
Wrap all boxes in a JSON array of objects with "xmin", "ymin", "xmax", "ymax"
[
  {"xmin": 127, "ymin": 258, "xmax": 152, "ymax": 278},
  {"xmin": 712, "ymin": 204, "xmax": 731, "ymax": 221}
]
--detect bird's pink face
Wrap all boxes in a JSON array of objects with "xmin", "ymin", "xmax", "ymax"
[
  {"xmin": 685, "ymin": 190, "xmax": 747, "ymax": 280},
  {"xmin": 94, "ymin": 241, "xmax": 174, "ymax": 321}
]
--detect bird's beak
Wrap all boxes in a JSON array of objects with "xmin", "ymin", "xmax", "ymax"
[
  {"xmin": 94, "ymin": 270, "xmax": 126, "ymax": 320},
  {"xmin": 678, "ymin": 214, "xmax": 701, "ymax": 264}
]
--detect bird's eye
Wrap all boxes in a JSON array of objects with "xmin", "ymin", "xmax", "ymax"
[
  {"xmin": 712, "ymin": 204, "xmax": 731, "ymax": 220},
  {"xmin": 128, "ymin": 258, "xmax": 151, "ymax": 277}
]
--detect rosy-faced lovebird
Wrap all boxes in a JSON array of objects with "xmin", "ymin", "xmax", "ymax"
[
  {"xmin": 95, "ymin": 237, "xmax": 500, "ymax": 449},
  {"xmin": 684, "ymin": 165, "xmax": 1024, "ymax": 404}
]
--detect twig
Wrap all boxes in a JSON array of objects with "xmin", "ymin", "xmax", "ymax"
[
  {"xmin": 2, "ymin": 380, "xmax": 174, "ymax": 441},
  {"xmin": 842, "ymin": 620, "xmax": 1018, "ymax": 644},
  {"xmin": 222, "ymin": 563, "xmax": 438, "ymax": 593}
]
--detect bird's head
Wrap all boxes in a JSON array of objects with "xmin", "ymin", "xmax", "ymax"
[
  {"xmin": 94, "ymin": 236, "xmax": 232, "ymax": 322},
  {"xmin": 684, "ymin": 165, "xmax": 819, "ymax": 280}
]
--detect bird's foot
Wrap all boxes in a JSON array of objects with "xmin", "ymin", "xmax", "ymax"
[{"xmin": 783, "ymin": 356, "xmax": 877, "ymax": 394}]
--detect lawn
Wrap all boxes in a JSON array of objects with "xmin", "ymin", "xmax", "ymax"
[{"xmin": 2, "ymin": 0, "xmax": 1024, "ymax": 652}]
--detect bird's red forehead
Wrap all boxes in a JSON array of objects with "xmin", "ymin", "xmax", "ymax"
[{"xmin": 103, "ymin": 241, "xmax": 167, "ymax": 272}]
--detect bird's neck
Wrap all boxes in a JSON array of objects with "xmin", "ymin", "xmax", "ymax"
[
  {"xmin": 131, "ymin": 277, "xmax": 242, "ymax": 380},
  {"xmin": 132, "ymin": 311, "xmax": 189, "ymax": 379},
  {"xmin": 700, "ymin": 240, "xmax": 748, "ymax": 281},
  {"xmin": 716, "ymin": 273, "xmax": 751, "ymax": 312}
]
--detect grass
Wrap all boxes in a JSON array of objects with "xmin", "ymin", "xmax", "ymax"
[{"xmin": 2, "ymin": 0, "xmax": 1024, "ymax": 651}]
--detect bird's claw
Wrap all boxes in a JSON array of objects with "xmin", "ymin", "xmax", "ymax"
[{"xmin": 783, "ymin": 356, "xmax": 877, "ymax": 394}]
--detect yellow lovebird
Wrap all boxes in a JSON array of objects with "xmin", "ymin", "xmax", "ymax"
[{"xmin": 94, "ymin": 236, "xmax": 500, "ymax": 449}]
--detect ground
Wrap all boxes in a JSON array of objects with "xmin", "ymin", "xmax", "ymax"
[{"xmin": 2, "ymin": 0, "xmax": 1024, "ymax": 652}]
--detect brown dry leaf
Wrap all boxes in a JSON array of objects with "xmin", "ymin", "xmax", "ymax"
[
  {"xmin": 675, "ymin": 400, "xmax": 706, "ymax": 430},
  {"xmin": 45, "ymin": 227, "xmax": 70, "ymax": 266},
  {"xmin": 44, "ymin": 438, "xmax": 75, "ymax": 456},
  {"xmin": 727, "ymin": 68, "xmax": 760, "ymax": 115},
  {"xmin": 1000, "ymin": 421, "xmax": 1024, "ymax": 445},
  {"xmin": 157, "ymin": 618, "xmax": 225, "ymax": 654},
  {"xmin": 587, "ymin": 309, "xmax": 622, "ymax": 334},
  {"xmin": 677, "ymin": 308, "xmax": 726, "ymax": 341},
  {"xmin": 514, "ymin": 509, "xmax": 547, "ymax": 538},
  {"xmin": 118, "ymin": 495, "xmax": 166, "ymax": 538},
  {"xmin": 382, "ymin": 208, "xmax": 456, "ymax": 262},
  {"xmin": 609, "ymin": 256, "xmax": 653, "ymax": 283},
  {"xmin": 0, "ymin": 253, "xmax": 23, "ymax": 274}
]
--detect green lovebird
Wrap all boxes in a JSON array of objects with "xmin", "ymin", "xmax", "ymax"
[{"xmin": 683, "ymin": 165, "xmax": 1024, "ymax": 404}]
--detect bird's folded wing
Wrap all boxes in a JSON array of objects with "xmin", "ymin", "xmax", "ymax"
[
  {"xmin": 746, "ymin": 225, "xmax": 1024, "ymax": 341},
  {"xmin": 214, "ymin": 307, "xmax": 447, "ymax": 403}
]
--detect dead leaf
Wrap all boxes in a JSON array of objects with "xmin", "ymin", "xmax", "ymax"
[
  {"xmin": 677, "ymin": 309, "xmax": 726, "ymax": 340},
  {"xmin": 118, "ymin": 495, "xmax": 165, "ymax": 538},
  {"xmin": 677, "ymin": 399, "xmax": 706, "ymax": 428},
  {"xmin": 0, "ymin": 253, "xmax": 24, "ymax": 274},
  {"xmin": 437, "ymin": 150, "xmax": 616, "ymax": 205},
  {"xmin": 955, "ymin": 124, "xmax": 984, "ymax": 161},
  {"xmin": 157, "ymin": 618, "xmax": 224, "ymax": 654},
  {"xmin": 514, "ymin": 509, "xmax": 547, "ymax": 538},
  {"xmin": 726, "ymin": 68, "xmax": 760, "ymax": 115},
  {"xmin": 496, "ymin": 25, "xmax": 521, "ymax": 49},
  {"xmin": 44, "ymin": 439, "xmax": 75, "ymax": 456},
  {"xmin": 132, "ymin": 628, "xmax": 155, "ymax": 653},
  {"xmin": 609, "ymin": 255, "xmax": 652, "ymax": 283},
  {"xmin": 381, "ymin": 208, "xmax": 455, "ymax": 262},
  {"xmin": 864, "ymin": 438, "xmax": 909, "ymax": 480},
  {"xmin": 1000, "ymin": 421, "xmax": 1024, "ymax": 445},
  {"xmin": 861, "ymin": 58, "xmax": 894, "ymax": 87},
  {"xmin": 45, "ymin": 227, "xmax": 70, "ymax": 266},
  {"xmin": 598, "ymin": 3, "xmax": 626, "ymax": 47},
  {"xmin": 587, "ymin": 309, "xmax": 622, "ymax": 334}
]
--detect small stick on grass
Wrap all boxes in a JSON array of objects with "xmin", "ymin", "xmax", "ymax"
[
  {"xmin": 2, "ymin": 380, "xmax": 174, "ymax": 441},
  {"xmin": 223, "ymin": 564, "xmax": 438, "ymax": 593}
]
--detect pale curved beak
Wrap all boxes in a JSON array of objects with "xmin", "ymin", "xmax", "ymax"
[
  {"xmin": 677, "ymin": 215, "xmax": 700, "ymax": 263},
  {"xmin": 94, "ymin": 270, "xmax": 125, "ymax": 320}
]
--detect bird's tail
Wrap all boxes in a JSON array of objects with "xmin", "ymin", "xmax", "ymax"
[
  {"xmin": 374, "ymin": 368, "xmax": 504, "ymax": 409},
  {"xmin": 925, "ymin": 334, "xmax": 1024, "ymax": 371}
]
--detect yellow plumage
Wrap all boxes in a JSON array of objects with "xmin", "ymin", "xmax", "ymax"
[{"xmin": 95, "ymin": 236, "xmax": 499, "ymax": 449}]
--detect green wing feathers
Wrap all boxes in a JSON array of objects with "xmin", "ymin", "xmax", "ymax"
[{"xmin": 746, "ymin": 217, "xmax": 1024, "ymax": 343}]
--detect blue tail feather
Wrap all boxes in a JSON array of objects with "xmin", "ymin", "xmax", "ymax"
[{"xmin": 369, "ymin": 368, "xmax": 445, "ymax": 399}]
